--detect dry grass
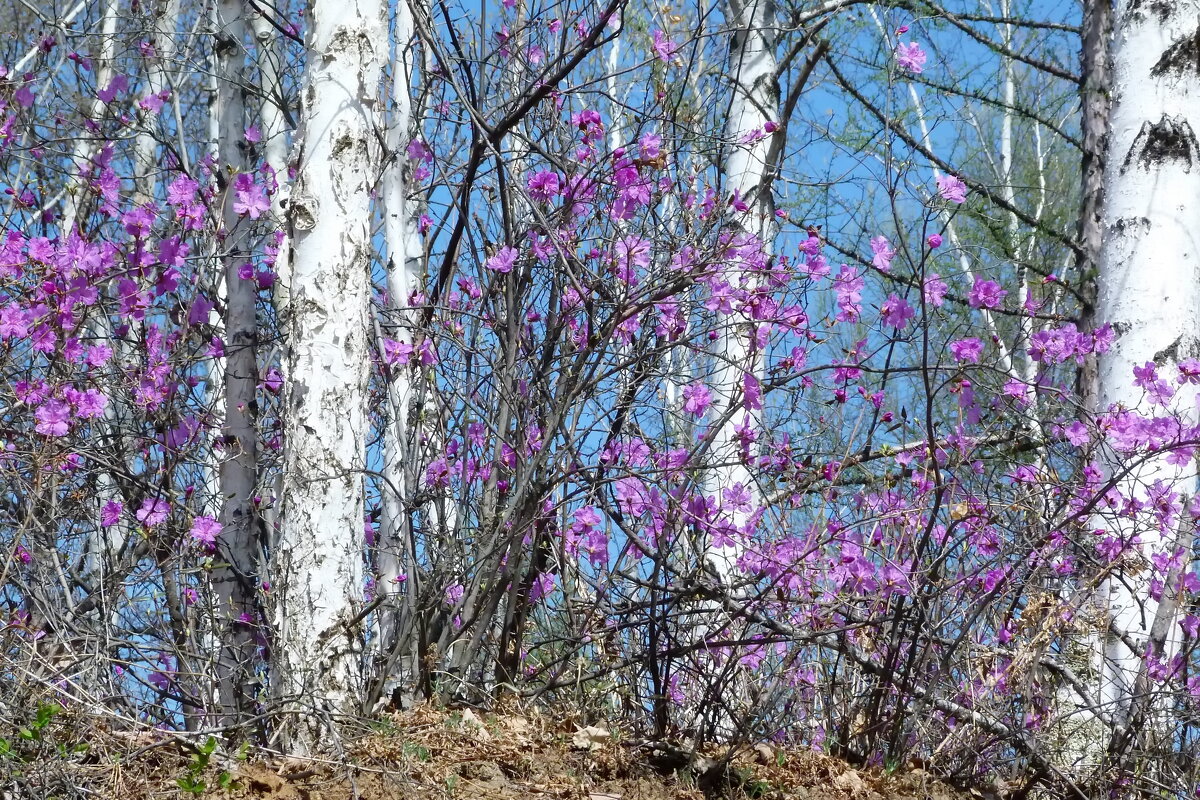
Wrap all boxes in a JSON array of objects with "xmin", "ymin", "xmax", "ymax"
[{"xmin": 0, "ymin": 699, "xmax": 975, "ymax": 800}]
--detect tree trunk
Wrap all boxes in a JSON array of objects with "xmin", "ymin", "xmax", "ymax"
[
  {"xmin": 1051, "ymin": 0, "xmax": 1114, "ymax": 774},
  {"xmin": 1095, "ymin": 0, "xmax": 1200, "ymax": 759},
  {"xmin": 689, "ymin": 0, "xmax": 780, "ymax": 741},
  {"xmin": 1076, "ymin": 0, "xmax": 1113, "ymax": 413},
  {"xmin": 375, "ymin": 0, "xmax": 422, "ymax": 710},
  {"xmin": 133, "ymin": 0, "xmax": 181, "ymax": 203},
  {"xmin": 274, "ymin": 0, "xmax": 386, "ymax": 753},
  {"xmin": 212, "ymin": 0, "xmax": 262, "ymax": 730},
  {"xmin": 706, "ymin": 0, "xmax": 779, "ymax": 583}
]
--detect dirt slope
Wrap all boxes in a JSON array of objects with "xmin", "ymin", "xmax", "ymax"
[{"xmin": 4, "ymin": 703, "xmax": 977, "ymax": 799}]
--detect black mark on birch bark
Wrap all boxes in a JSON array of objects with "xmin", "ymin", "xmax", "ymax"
[
  {"xmin": 1122, "ymin": 115, "xmax": 1199, "ymax": 173},
  {"xmin": 1151, "ymin": 26, "xmax": 1200, "ymax": 78},
  {"xmin": 1127, "ymin": 0, "xmax": 1174, "ymax": 24}
]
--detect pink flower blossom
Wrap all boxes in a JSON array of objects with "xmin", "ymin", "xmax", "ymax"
[
  {"xmin": 924, "ymin": 273, "xmax": 948, "ymax": 307},
  {"xmin": 381, "ymin": 338, "xmax": 415, "ymax": 366},
  {"xmin": 880, "ymin": 294, "xmax": 915, "ymax": 329},
  {"xmin": 136, "ymin": 497, "xmax": 169, "ymax": 528},
  {"xmin": 895, "ymin": 41, "xmax": 926, "ymax": 73},
  {"xmin": 682, "ymin": 383, "xmax": 712, "ymax": 417},
  {"xmin": 652, "ymin": 30, "xmax": 679, "ymax": 63},
  {"xmin": 527, "ymin": 170, "xmax": 561, "ymax": 201},
  {"xmin": 232, "ymin": 173, "xmax": 269, "ymax": 219},
  {"xmin": 870, "ymin": 236, "xmax": 894, "ymax": 272},
  {"xmin": 101, "ymin": 501, "xmax": 123, "ymax": 527},
  {"xmin": 190, "ymin": 516, "xmax": 222, "ymax": 547},
  {"xmin": 34, "ymin": 399, "xmax": 71, "ymax": 436},
  {"xmin": 968, "ymin": 278, "xmax": 1007, "ymax": 309},
  {"xmin": 949, "ymin": 337, "xmax": 984, "ymax": 363},
  {"xmin": 486, "ymin": 246, "xmax": 519, "ymax": 273},
  {"xmin": 936, "ymin": 174, "xmax": 968, "ymax": 204}
]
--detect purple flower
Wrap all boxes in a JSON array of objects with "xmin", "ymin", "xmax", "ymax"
[
  {"xmin": 34, "ymin": 399, "xmax": 71, "ymax": 436},
  {"xmin": 136, "ymin": 497, "xmax": 169, "ymax": 529},
  {"xmin": 526, "ymin": 170, "xmax": 561, "ymax": 202},
  {"xmin": 406, "ymin": 139, "xmax": 433, "ymax": 162},
  {"xmin": 1009, "ymin": 465, "xmax": 1037, "ymax": 483},
  {"xmin": 74, "ymin": 389, "xmax": 108, "ymax": 418},
  {"xmin": 97, "ymin": 74, "xmax": 128, "ymax": 103},
  {"xmin": 894, "ymin": 41, "xmax": 926, "ymax": 74},
  {"xmin": 949, "ymin": 338, "xmax": 984, "ymax": 363},
  {"xmin": 381, "ymin": 338, "xmax": 414, "ymax": 366},
  {"xmin": 927, "ymin": 233, "xmax": 943, "ymax": 248},
  {"xmin": 190, "ymin": 516, "xmax": 222, "ymax": 547},
  {"xmin": 722, "ymin": 483, "xmax": 752, "ymax": 514},
  {"xmin": 936, "ymin": 174, "xmax": 968, "ymax": 204},
  {"xmin": 968, "ymin": 278, "xmax": 1007, "ymax": 309},
  {"xmin": 101, "ymin": 501, "xmax": 123, "ymax": 527},
  {"xmin": 445, "ymin": 583, "xmax": 465, "ymax": 606},
  {"xmin": 167, "ymin": 174, "xmax": 199, "ymax": 207},
  {"xmin": 640, "ymin": 132, "xmax": 663, "ymax": 158},
  {"xmin": 923, "ymin": 273, "xmax": 947, "ymax": 307},
  {"xmin": 880, "ymin": 294, "xmax": 915, "ymax": 329},
  {"xmin": 233, "ymin": 173, "xmax": 269, "ymax": 219},
  {"xmin": 530, "ymin": 573, "xmax": 555, "ymax": 602},
  {"xmin": 682, "ymin": 382, "xmax": 712, "ymax": 417},
  {"xmin": 870, "ymin": 236, "xmax": 894, "ymax": 272},
  {"xmin": 743, "ymin": 373, "xmax": 763, "ymax": 410},
  {"xmin": 486, "ymin": 246, "xmax": 519, "ymax": 274},
  {"xmin": 652, "ymin": 29, "xmax": 679, "ymax": 63}
]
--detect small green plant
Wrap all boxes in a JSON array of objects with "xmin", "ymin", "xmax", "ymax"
[
  {"xmin": 176, "ymin": 736, "xmax": 237, "ymax": 796},
  {"xmin": 402, "ymin": 741, "xmax": 431, "ymax": 762},
  {"xmin": 18, "ymin": 703, "xmax": 58, "ymax": 742},
  {"xmin": 743, "ymin": 778, "xmax": 774, "ymax": 799}
]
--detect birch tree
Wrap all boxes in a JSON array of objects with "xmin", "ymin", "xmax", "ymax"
[
  {"xmin": 374, "ymin": 0, "xmax": 424, "ymax": 711},
  {"xmin": 1093, "ymin": 0, "xmax": 1200, "ymax": 771},
  {"xmin": 705, "ymin": 0, "xmax": 779, "ymax": 584},
  {"xmin": 273, "ymin": 0, "xmax": 386, "ymax": 750},
  {"xmin": 683, "ymin": 0, "xmax": 781, "ymax": 741}
]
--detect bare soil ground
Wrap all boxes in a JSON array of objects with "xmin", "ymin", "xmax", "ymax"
[{"xmin": 4, "ymin": 703, "xmax": 977, "ymax": 800}]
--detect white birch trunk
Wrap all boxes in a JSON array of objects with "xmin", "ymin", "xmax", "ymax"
[
  {"xmin": 685, "ymin": 0, "xmax": 779, "ymax": 741},
  {"xmin": 705, "ymin": 0, "xmax": 779, "ymax": 583},
  {"xmin": 1095, "ymin": 0, "xmax": 1200, "ymax": 748},
  {"xmin": 251, "ymin": 10, "xmax": 293, "ymax": 318},
  {"xmin": 74, "ymin": 0, "xmax": 127, "ymax": 591},
  {"xmin": 133, "ymin": 0, "xmax": 181, "ymax": 203},
  {"xmin": 375, "ymin": 0, "xmax": 421, "ymax": 707},
  {"xmin": 274, "ymin": 0, "xmax": 386, "ymax": 752}
]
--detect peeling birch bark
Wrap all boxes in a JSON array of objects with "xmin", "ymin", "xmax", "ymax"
[
  {"xmin": 1095, "ymin": 0, "xmax": 1200, "ymax": 749},
  {"xmin": 273, "ymin": 0, "xmax": 386, "ymax": 753}
]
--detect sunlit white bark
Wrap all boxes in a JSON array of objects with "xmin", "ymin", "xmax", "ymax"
[
  {"xmin": 705, "ymin": 0, "xmax": 780, "ymax": 584},
  {"xmin": 376, "ymin": 0, "xmax": 422, "ymax": 707},
  {"xmin": 133, "ymin": 0, "xmax": 181, "ymax": 203},
  {"xmin": 1095, "ymin": 0, "xmax": 1200, "ymax": 746},
  {"xmin": 274, "ymin": 0, "xmax": 386, "ymax": 752}
]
